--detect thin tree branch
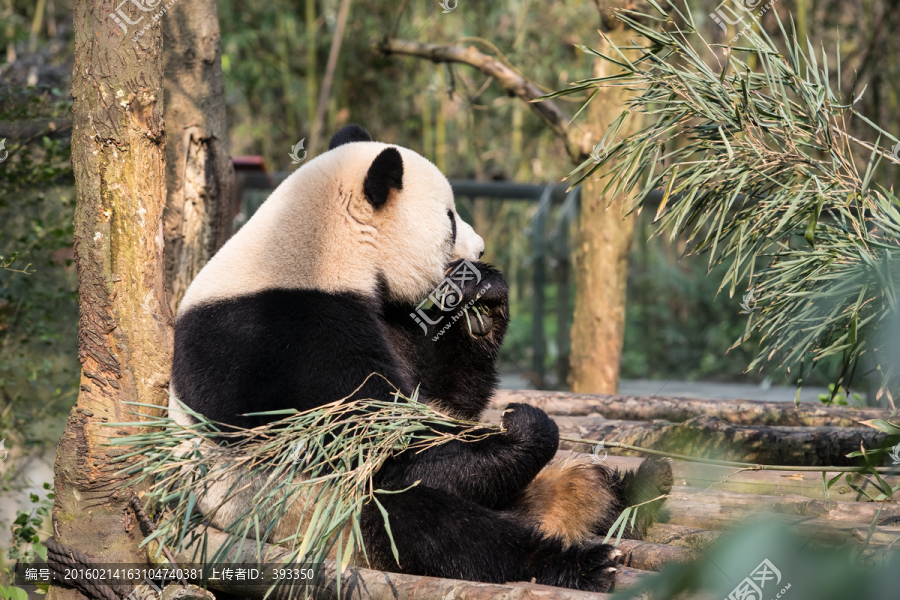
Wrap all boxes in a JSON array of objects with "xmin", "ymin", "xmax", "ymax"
[
  {"xmin": 308, "ymin": 0, "xmax": 352, "ymax": 156},
  {"xmin": 376, "ymin": 39, "xmax": 587, "ymax": 162}
]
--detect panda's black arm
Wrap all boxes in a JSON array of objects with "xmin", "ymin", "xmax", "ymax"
[{"xmin": 373, "ymin": 403, "xmax": 559, "ymax": 510}]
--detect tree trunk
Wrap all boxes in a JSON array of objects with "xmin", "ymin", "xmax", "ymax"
[
  {"xmin": 568, "ymin": 23, "xmax": 644, "ymax": 394},
  {"xmin": 163, "ymin": 0, "xmax": 235, "ymax": 313},
  {"xmin": 50, "ymin": 2, "xmax": 171, "ymax": 599}
]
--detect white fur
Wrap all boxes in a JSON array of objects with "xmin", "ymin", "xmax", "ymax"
[
  {"xmin": 169, "ymin": 139, "xmax": 483, "ymax": 554},
  {"xmin": 179, "ymin": 142, "xmax": 484, "ymax": 313}
]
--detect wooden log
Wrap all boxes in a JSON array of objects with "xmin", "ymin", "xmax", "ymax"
[
  {"xmin": 554, "ymin": 414, "xmax": 894, "ymax": 466},
  {"xmin": 176, "ymin": 528, "xmax": 615, "ymax": 600},
  {"xmin": 609, "ymin": 566, "xmax": 654, "ymax": 591},
  {"xmin": 668, "ymin": 487, "xmax": 900, "ymax": 523},
  {"xmin": 577, "ymin": 454, "xmax": 898, "ymax": 500},
  {"xmin": 644, "ymin": 523, "xmax": 722, "ymax": 549},
  {"xmin": 490, "ymin": 389, "xmax": 888, "ymax": 427},
  {"xmin": 486, "ymin": 411, "xmax": 895, "ymax": 467},
  {"xmin": 615, "ymin": 539, "xmax": 697, "ymax": 571},
  {"xmin": 662, "ymin": 499, "xmax": 900, "ymax": 545}
]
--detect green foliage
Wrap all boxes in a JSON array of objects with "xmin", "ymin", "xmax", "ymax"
[
  {"xmin": 1, "ymin": 482, "xmax": 53, "ymax": 595},
  {"xmin": 0, "ymin": 584, "xmax": 29, "ymax": 600},
  {"xmin": 0, "ymin": 82, "xmax": 77, "ymax": 528},
  {"xmin": 818, "ymin": 383, "xmax": 862, "ymax": 406},
  {"xmin": 622, "ymin": 212, "xmax": 762, "ymax": 382},
  {"xmin": 549, "ymin": 2, "xmax": 900, "ymax": 402},
  {"xmin": 216, "ymin": 0, "xmax": 594, "ymax": 180},
  {"xmin": 7, "ymin": 482, "xmax": 53, "ymax": 564}
]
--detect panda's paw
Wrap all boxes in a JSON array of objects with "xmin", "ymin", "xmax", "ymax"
[
  {"xmin": 500, "ymin": 403, "xmax": 559, "ymax": 451},
  {"xmin": 572, "ymin": 541, "xmax": 620, "ymax": 593},
  {"xmin": 535, "ymin": 540, "xmax": 619, "ymax": 593},
  {"xmin": 443, "ymin": 260, "xmax": 509, "ymax": 339},
  {"xmin": 637, "ymin": 455, "xmax": 674, "ymax": 497},
  {"xmin": 618, "ymin": 456, "xmax": 673, "ymax": 538}
]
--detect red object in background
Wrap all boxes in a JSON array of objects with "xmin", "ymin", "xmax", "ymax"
[
  {"xmin": 231, "ymin": 156, "xmax": 269, "ymax": 219},
  {"xmin": 232, "ymin": 155, "xmax": 268, "ymax": 172}
]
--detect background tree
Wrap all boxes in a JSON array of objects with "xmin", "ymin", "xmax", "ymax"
[
  {"xmin": 163, "ymin": 0, "xmax": 236, "ymax": 313},
  {"xmin": 45, "ymin": 0, "xmax": 233, "ymax": 591},
  {"xmin": 48, "ymin": 0, "xmax": 170, "ymax": 592},
  {"xmin": 567, "ymin": 3, "xmax": 649, "ymax": 394},
  {"xmin": 378, "ymin": 3, "xmax": 650, "ymax": 393}
]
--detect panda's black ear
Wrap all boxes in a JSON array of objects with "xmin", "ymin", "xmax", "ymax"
[
  {"xmin": 329, "ymin": 124, "xmax": 372, "ymax": 150},
  {"xmin": 364, "ymin": 148, "xmax": 403, "ymax": 208}
]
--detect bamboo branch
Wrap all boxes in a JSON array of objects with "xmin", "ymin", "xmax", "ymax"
[{"xmin": 376, "ymin": 39, "xmax": 587, "ymax": 162}]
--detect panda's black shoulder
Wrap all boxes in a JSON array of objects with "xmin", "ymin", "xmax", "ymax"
[{"xmin": 329, "ymin": 124, "xmax": 373, "ymax": 150}]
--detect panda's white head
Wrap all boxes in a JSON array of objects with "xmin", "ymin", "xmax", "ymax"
[{"xmin": 178, "ymin": 125, "xmax": 485, "ymax": 312}]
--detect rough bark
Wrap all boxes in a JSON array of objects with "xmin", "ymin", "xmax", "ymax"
[
  {"xmin": 615, "ymin": 539, "xmax": 698, "ymax": 571},
  {"xmin": 553, "ymin": 414, "xmax": 894, "ymax": 466},
  {"xmin": 490, "ymin": 389, "xmax": 890, "ymax": 427},
  {"xmin": 644, "ymin": 523, "xmax": 722, "ymax": 549},
  {"xmin": 163, "ymin": 0, "xmax": 235, "ymax": 313},
  {"xmin": 567, "ymin": 24, "xmax": 644, "ymax": 395},
  {"xmin": 50, "ymin": 1, "xmax": 171, "ymax": 599}
]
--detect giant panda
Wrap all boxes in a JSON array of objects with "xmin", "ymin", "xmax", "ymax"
[{"xmin": 168, "ymin": 124, "xmax": 672, "ymax": 593}]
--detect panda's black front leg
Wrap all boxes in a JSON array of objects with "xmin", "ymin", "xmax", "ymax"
[{"xmin": 375, "ymin": 402, "xmax": 558, "ymax": 509}]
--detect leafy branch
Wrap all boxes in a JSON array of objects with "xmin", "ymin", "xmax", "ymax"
[{"xmin": 545, "ymin": 0, "xmax": 900, "ymax": 406}]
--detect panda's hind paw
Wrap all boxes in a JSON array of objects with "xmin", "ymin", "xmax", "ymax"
[
  {"xmin": 636, "ymin": 455, "xmax": 674, "ymax": 497},
  {"xmin": 531, "ymin": 539, "xmax": 618, "ymax": 593},
  {"xmin": 564, "ymin": 541, "xmax": 619, "ymax": 593}
]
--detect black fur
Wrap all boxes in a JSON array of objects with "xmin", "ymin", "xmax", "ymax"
[
  {"xmin": 173, "ymin": 134, "xmax": 671, "ymax": 590},
  {"xmin": 382, "ymin": 260, "xmax": 509, "ymax": 420},
  {"xmin": 363, "ymin": 148, "xmax": 403, "ymax": 208},
  {"xmin": 172, "ymin": 288, "xmax": 406, "ymax": 430},
  {"xmin": 173, "ymin": 263, "xmax": 613, "ymax": 591},
  {"xmin": 328, "ymin": 124, "xmax": 372, "ymax": 150},
  {"xmin": 361, "ymin": 487, "xmax": 619, "ymax": 589},
  {"xmin": 590, "ymin": 457, "xmax": 674, "ymax": 540}
]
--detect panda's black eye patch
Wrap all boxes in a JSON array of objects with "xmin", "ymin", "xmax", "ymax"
[{"xmin": 448, "ymin": 210, "xmax": 457, "ymax": 247}]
